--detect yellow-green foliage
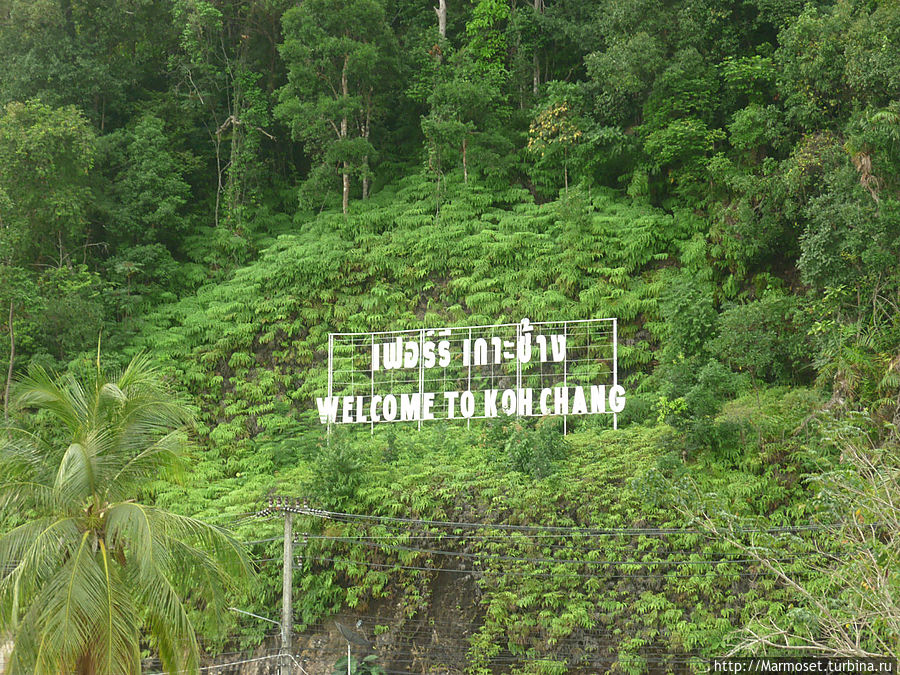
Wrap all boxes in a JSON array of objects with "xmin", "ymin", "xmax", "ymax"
[{"xmin": 137, "ymin": 177, "xmax": 694, "ymax": 464}]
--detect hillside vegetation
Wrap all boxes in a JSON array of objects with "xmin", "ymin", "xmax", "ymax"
[{"xmin": 1, "ymin": 0, "xmax": 899, "ymax": 672}]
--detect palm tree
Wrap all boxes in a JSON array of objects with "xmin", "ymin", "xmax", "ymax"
[{"xmin": 0, "ymin": 354, "xmax": 253, "ymax": 674}]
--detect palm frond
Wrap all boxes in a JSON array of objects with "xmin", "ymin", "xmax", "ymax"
[
  {"xmin": 0, "ymin": 518, "xmax": 82, "ymax": 606},
  {"xmin": 1, "ymin": 353, "xmax": 255, "ymax": 672},
  {"xmin": 13, "ymin": 367, "xmax": 89, "ymax": 435},
  {"xmin": 133, "ymin": 559, "xmax": 201, "ymax": 673}
]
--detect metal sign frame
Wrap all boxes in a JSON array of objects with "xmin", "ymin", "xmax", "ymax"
[{"xmin": 320, "ymin": 318, "xmax": 620, "ymax": 434}]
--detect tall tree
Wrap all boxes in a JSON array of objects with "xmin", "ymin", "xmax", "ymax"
[
  {"xmin": 277, "ymin": 0, "xmax": 396, "ymax": 214},
  {"xmin": 171, "ymin": 0, "xmax": 281, "ymax": 263},
  {"xmin": 435, "ymin": 0, "xmax": 447, "ymax": 40},
  {"xmin": 0, "ymin": 0, "xmax": 174, "ymax": 131},
  {"xmin": 415, "ymin": 0, "xmax": 512, "ymax": 190},
  {"xmin": 110, "ymin": 114, "xmax": 193, "ymax": 249},
  {"xmin": 0, "ymin": 354, "xmax": 252, "ymax": 674},
  {"xmin": 0, "ymin": 100, "xmax": 95, "ymax": 268}
]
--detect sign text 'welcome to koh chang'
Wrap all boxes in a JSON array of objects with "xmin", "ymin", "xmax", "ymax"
[{"xmin": 316, "ymin": 318, "xmax": 624, "ymax": 430}]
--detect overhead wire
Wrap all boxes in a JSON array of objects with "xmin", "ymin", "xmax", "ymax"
[
  {"xmin": 293, "ymin": 535, "xmax": 812, "ymax": 567},
  {"xmin": 291, "ymin": 554, "xmax": 793, "ymax": 579},
  {"xmin": 144, "ymin": 651, "xmax": 281, "ymax": 674},
  {"xmin": 142, "ymin": 640, "xmax": 709, "ymax": 675},
  {"xmin": 281, "ymin": 532, "xmax": 786, "ymax": 557},
  {"xmin": 226, "ymin": 505, "xmax": 839, "ymax": 672},
  {"xmin": 295, "ymin": 507, "xmax": 838, "ymax": 535}
]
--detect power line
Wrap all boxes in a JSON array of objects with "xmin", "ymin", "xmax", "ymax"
[
  {"xmin": 242, "ymin": 501, "xmax": 839, "ymax": 675},
  {"xmin": 243, "ymin": 536, "xmax": 281, "ymax": 544},
  {"xmin": 261, "ymin": 502, "xmax": 838, "ymax": 536},
  {"xmin": 155, "ymin": 630, "xmax": 282, "ymax": 647},
  {"xmin": 298, "ymin": 536, "xmax": 812, "ymax": 567},
  {"xmin": 382, "ymin": 652, "xmax": 708, "ymax": 665},
  {"xmin": 282, "ymin": 617, "xmax": 717, "ymax": 666},
  {"xmin": 287, "ymin": 532, "xmax": 773, "ymax": 557},
  {"xmin": 337, "ymin": 613, "xmax": 710, "ymax": 642},
  {"xmin": 145, "ymin": 651, "xmax": 281, "ymax": 675},
  {"xmin": 293, "ymin": 554, "xmax": 791, "ymax": 580},
  {"xmin": 317, "ymin": 509, "xmax": 837, "ymax": 534},
  {"xmin": 140, "ymin": 640, "xmax": 712, "ymax": 675}
]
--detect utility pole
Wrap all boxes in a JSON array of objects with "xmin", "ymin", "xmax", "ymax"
[
  {"xmin": 261, "ymin": 495, "xmax": 307, "ymax": 675},
  {"xmin": 281, "ymin": 502, "xmax": 293, "ymax": 675}
]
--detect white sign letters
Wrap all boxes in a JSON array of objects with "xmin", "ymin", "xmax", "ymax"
[{"xmin": 318, "ymin": 318, "xmax": 623, "ymax": 429}]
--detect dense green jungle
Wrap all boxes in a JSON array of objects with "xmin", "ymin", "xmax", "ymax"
[{"xmin": 1, "ymin": 0, "xmax": 899, "ymax": 673}]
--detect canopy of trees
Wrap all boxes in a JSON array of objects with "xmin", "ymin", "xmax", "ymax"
[{"xmin": 0, "ymin": 0, "xmax": 898, "ymax": 672}]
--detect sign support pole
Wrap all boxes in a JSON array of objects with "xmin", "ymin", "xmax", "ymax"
[
  {"xmin": 515, "ymin": 321, "xmax": 522, "ymax": 416},
  {"xmin": 563, "ymin": 322, "xmax": 568, "ymax": 435},
  {"xmin": 370, "ymin": 333, "xmax": 375, "ymax": 435},
  {"xmin": 467, "ymin": 327, "xmax": 472, "ymax": 430},
  {"xmin": 613, "ymin": 318, "xmax": 618, "ymax": 431},
  {"xmin": 327, "ymin": 333, "xmax": 334, "ymax": 441},
  {"xmin": 418, "ymin": 328, "xmax": 425, "ymax": 431}
]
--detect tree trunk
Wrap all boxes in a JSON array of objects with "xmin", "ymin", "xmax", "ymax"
[
  {"xmin": 435, "ymin": 0, "xmax": 447, "ymax": 39},
  {"xmin": 76, "ymin": 651, "xmax": 96, "ymax": 675},
  {"xmin": 532, "ymin": 0, "xmax": 542, "ymax": 95},
  {"xmin": 462, "ymin": 136, "xmax": 468, "ymax": 184},
  {"xmin": 214, "ymin": 131, "xmax": 223, "ymax": 229},
  {"xmin": 4, "ymin": 301, "xmax": 13, "ymax": 425},
  {"xmin": 343, "ymin": 164, "xmax": 351, "ymax": 213},
  {"xmin": 341, "ymin": 55, "xmax": 350, "ymax": 215},
  {"xmin": 226, "ymin": 52, "xmax": 246, "ymax": 234},
  {"xmin": 362, "ymin": 97, "xmax": 371, "ymax": 200},
  {"xmin": 228, "ymin": 112, "xmax": 242, "ymax": 231}
]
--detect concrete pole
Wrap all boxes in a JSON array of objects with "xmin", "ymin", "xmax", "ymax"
[{"xmin": 281, "ymin": 510, "xmax": 293, "ymax": 675}]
